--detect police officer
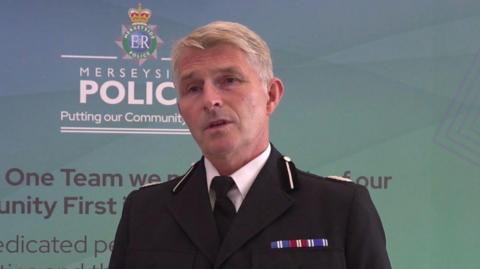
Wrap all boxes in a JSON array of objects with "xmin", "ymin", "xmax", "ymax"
[{"xmin": 108, "ymin": 21, "xmax": 392, "ymax": 269}]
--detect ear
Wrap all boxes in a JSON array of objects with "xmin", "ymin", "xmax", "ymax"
[{"xmin": 266, "ymin": 77, "xmax": 284, "ymax": 115}]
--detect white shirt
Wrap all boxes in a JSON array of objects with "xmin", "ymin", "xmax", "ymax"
[{"xmin": 205, "ymin": 144, "xmax": 271, "ymax": 212}]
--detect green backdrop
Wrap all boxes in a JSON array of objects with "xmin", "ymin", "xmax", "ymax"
[{"xmin": 1, "ymin": 1, "xmax": 480, "ymax": 268}]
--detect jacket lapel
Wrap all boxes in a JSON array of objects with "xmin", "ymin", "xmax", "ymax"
[
  {"xmin": 168, "ymin": 162, "xmax": 220, "ymax": 264},
  {"xmin": 214, "ymin": 147, "xmax": 294, "ymax": 268}
]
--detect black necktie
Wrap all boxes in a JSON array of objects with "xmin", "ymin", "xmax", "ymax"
[{"xmin": 211, "ymin": 176, "xmax": 236, "ymax": 242}]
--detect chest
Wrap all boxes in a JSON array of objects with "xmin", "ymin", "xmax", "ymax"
[{"xmin": 126, "ymin": 205, "xmax": 348, "ymax": 269}]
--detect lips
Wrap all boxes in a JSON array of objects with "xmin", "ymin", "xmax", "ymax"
[{"xmin": 205, "ymin": 119, "xmax": 230, "ymax": 130}]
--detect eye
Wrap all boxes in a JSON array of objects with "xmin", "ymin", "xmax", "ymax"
[
  {"xmin": 188, "ymin": 85, "xmax": 201, "ymax": 92},
  {"xmin": 182, "ymin": 84, "xmax": 202, "ymax": 95},
  {"xmin": 225, "ymin": 77, "xmax": 239, "ymax": 84},
  {"xmin": 220, "ymin": 76, "xmax": 242, "ymax": 88}
]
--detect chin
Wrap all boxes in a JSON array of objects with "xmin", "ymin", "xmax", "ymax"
[{"xmin": 203, "ymin": 141, "xmax": 238, "ymax": 157}]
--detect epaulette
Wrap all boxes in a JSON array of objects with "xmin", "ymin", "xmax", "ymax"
[
  {"xmin": 139, "ymin": 181, "xmax": 162, "ymax": 189},
  {"xmin": 325, "ymin": 175, "xmax": 353, "ymax": 182},
  {"xmin": 279, "ymin": 156, "xmax": 298, "ymax": 192}
]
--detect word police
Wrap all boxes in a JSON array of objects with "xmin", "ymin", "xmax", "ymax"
[
  {"xmin": 80, "ymin": 80, "xmax": 176, "ymax": 105},
  {"xmin": 79, "ymin": 67, "xmax": 176, "ymax": 105}
]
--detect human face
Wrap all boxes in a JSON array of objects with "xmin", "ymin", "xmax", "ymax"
[{"xmin": 175, "ymin": 44, "xmax": 277, "ymax": 163}]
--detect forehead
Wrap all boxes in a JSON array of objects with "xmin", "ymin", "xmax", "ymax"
[{"xmin": 176, "ymin": 44, "xmax": 254, "ymax": 79}]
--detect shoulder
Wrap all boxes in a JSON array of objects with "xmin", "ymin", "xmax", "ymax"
[
  {"xmin": 138, "ymin": 176, "xmax": 181, "ymax": 191},
  {"xmin": 297, "ymin": 169, "xmax": 355, "ymax": 189},
  {"xmin": 126, "ymin": 160, "xmax": 200, "ymax": 202},
  {"xmin": 126, "ymin": 176, "xmax": 182, "ymax": 204},
  {"xmin": 294, "ymin": 169, "xmax": 367, "ymax": 202}
]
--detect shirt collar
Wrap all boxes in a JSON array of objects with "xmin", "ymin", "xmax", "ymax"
[{"xmin": 205, "ymin": 144, "xmax": 271, "ymax": 199}]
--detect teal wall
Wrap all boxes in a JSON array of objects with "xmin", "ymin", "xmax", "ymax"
[{"xmin": 1, "ymin": 1, "xmax": 480, "ymax": 268}]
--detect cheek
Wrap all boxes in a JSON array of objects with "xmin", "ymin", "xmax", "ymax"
[
  {"xmin": 178, "ymin": 100, "xmax": 193, "ymax": 116},
  {"xmin": 178, "ymin": 108, "xmax": 196, "ymax": 128},
  {"xmin": 245, "ymin": 93, "xmax": 268, "ymax": 114},
  {"xmin": 236, "ymin": 97, "xmax": 267, "ymax": 130},
  {"xmin": 234, "ymin": 97, "xmax": 255, "ymax": 120}
]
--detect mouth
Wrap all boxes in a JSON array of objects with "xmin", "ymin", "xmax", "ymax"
[{"xmin": 206, "ymin": 119, "xmax": 230, "ymax": 130}]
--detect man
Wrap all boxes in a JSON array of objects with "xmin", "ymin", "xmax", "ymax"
[{"xmin": 108, "ymin": 21, "xmax": 391, "ymax": 269}]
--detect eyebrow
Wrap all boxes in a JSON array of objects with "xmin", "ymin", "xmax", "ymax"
[
  {"xmin": 179, "ymin": 66, "xmax": 243, "ymax": 83},
  {"xmin": 178, "ymin": 72, "xmax": 194, "ymax": 84}
]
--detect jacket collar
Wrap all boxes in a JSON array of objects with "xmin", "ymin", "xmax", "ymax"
[
  {"xmin": 168, "ymin": 145, "xmax": 296, "ymax": 267},
  {"xmin": 214, "ymin": 146, "xmax": 294, "ymax": 268},
  {"xmin": 168, "ymin": 160, "xmax": 220, "ymax": 263}
]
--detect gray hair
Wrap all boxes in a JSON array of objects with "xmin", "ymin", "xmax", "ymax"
[{"xmin": 171, "ymin": 21, "xmax": 273, "ymax": 85}]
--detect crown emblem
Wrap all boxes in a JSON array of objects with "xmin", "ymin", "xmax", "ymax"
[
  {"xmin": 128, "ymin": 3, "xmax": 151, "ymax": 25},
  {"xmin": 117, "ymin": 3, "xmax": 163, "ymax": 65}
]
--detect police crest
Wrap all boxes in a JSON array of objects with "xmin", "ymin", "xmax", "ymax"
[{"xmin": 116, "ymin": 3, "xmax": 163, "ymax": 65}]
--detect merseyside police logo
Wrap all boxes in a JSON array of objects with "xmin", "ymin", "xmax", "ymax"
[{"xmin": 116, "ymin": 3, "xmax": 163, "ymax": 65}]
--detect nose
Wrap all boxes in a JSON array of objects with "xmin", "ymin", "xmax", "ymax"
[{"xmin": 202, "ymin": 81, "xmax": 222, "ymax": 111}]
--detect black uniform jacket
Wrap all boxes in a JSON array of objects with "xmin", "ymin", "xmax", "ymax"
[{"xmin": 108, "ymin": 147, "xmax": 391, "ymax": 269}]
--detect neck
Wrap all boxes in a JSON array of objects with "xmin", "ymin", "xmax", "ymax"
[{"xmin": 206, "ymin": 141, "xmax": 269, "ymax": 176}]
